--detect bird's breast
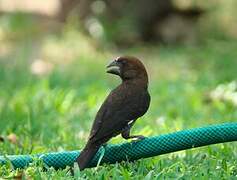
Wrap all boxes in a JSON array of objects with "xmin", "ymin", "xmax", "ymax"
[{"xmin": 119, "ymin": 86, "xmax": 150, "ymax": 120}]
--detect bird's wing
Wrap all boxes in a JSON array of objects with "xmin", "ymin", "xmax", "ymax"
[{"xmin": 88, "ymin": 87, "xmax": 133, "ymax": 143}]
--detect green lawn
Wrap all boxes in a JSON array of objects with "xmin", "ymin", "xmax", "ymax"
[{"xmin": 0, "ymin": 20, "xmax": 237, "ymax": 178}]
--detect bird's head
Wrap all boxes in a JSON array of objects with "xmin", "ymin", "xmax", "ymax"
[{"xmin": 106, "ymin": 56, "xmax": 148, "ymax": 82}]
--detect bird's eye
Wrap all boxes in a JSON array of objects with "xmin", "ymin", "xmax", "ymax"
[
  {"xmin": 117, "ymin": 59, "xmax": 126, "ymax": 64},
  {"xmin": 114, "ymin": 57, "xmax": 126, "ymax": 65}
]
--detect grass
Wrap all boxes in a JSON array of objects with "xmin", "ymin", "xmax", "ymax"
[{"xmin": 0, "ymin": 14, "xmax": 237, "ymax": 179}]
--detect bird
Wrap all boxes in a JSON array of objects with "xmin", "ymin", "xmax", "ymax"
[{"xmin": 76, "ymin": 56, "xmax": 150, "ymax": 170}]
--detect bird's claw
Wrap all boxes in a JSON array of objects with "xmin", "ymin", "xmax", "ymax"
[{"xmin": 131, "ymin": 135, "xmax": 146, "ymax": 142}]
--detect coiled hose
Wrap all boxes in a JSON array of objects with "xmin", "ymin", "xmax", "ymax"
[{"xmin": 0, "ymin": 123, "xmax": 237, "ymax": 169}]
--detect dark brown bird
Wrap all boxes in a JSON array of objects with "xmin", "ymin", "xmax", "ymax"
[{"xmin": 77, "ymin": 56, "xmax": 150, "ymax": 170}]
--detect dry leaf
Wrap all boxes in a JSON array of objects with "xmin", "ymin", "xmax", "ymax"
[{"xmin": 7, "ymin": 133, "xmax": 18, "ymax": 144}]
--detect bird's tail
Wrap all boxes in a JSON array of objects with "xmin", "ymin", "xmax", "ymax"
[{"xmin": 76, "ymin": 141, "xmax": 100, "ymax": 170}]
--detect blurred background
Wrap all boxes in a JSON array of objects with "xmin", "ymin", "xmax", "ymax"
[{"xmin": 0, "ymin": 0, "xmax": 237, "ymax": 178}]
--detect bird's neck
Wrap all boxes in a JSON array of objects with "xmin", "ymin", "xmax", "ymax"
[{"xmin": 122, "ymin": 77, "xmax": 148, "ymax": 89}]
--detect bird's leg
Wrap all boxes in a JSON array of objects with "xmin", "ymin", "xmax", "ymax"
[{"xmin": 121, "ymin": 119, "xmax": 145, "ymax": 140}]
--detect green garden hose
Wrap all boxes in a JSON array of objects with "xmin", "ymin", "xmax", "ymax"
[{"xmin": 0, "ymin": 123, "xmax": 237, "ymax": 169}]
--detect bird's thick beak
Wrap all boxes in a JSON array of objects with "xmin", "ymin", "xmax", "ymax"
[{"xmin": 106, "ymin": 60, "xmax": 120, "ymax": 76}]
